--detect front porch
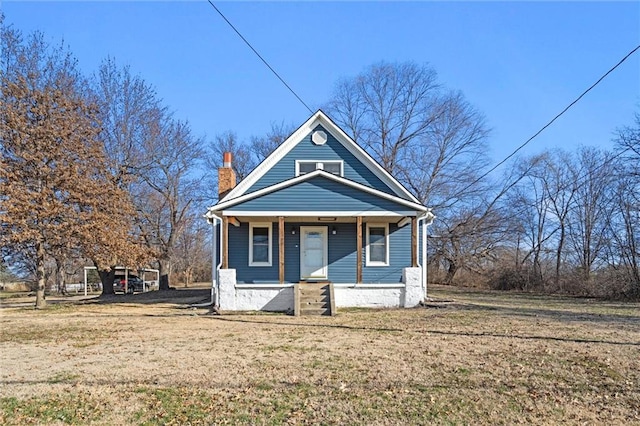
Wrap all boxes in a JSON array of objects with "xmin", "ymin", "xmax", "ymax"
[
  {"xmin": 211, "ymin": 214, "xmax": 429, "ymax": 312},
  {"xmin": 217, "ymin": 267, "xmax": 423, "ymax": 312},
  {"xmin": 219, "ymin": 215, "xmax": 423, "ymax": 284}
]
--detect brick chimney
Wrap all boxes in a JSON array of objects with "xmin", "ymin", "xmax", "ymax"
[{"xmin": 218, "ymin": 152, "xmax": 236, "ymax": 199}]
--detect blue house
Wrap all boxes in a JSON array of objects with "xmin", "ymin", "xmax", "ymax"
[{"xmin": 206, "ymin": 111, "xmax": 434, "ymax": 312}]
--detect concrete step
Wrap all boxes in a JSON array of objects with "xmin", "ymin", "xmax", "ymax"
[
  {"xmin": 299, "ymin": 308, "xmax": 332, "ymax": 316},
  {"xmin": 300, "ymin": 300, "xmax": 330, "ymax": 309},
  {"xmin": 299, "ymin": 295, "xmax": 329, "ymax": 303},
  {"xmin": 295, "ymin": 283, "xmax": 335, "ymax": 316}
]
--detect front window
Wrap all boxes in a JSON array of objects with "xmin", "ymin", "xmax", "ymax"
[
  {"xmin": 249, "ymin": 222, "xmax": 272, "ymax": 266},
  {"xmin": 296, "ymin": 161, "xmax": 343, "ymax": 176},
  {"xmin": 366, "ymin": 223, "xmax": 389, "ymax": 266}
]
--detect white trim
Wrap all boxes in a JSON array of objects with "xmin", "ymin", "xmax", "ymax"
[
  {"xmin": 300, "ymin": 226, "xmax": 329, "ymax": 280},
  {"xmin": 295, "ymin": 159, "xmax": 343, "ymax": 177},
  {"xmin": 235, "ymin": 283, "xmax": 296, "ymax": 289},
  {"xmin": 333, "ymin": 283, "xmax": 405, "ymax": 289},
  {"xmin": 249, "ymin": 222, "xmax": 272, "ymax": 267},
  {"xmin": 223, "ymin": 211, "xmax": 415, "ymax": 217},
  {"xmin": 232, "ymin": 283, "xmax": 406, "ymax": 289},
  {"xmin": 366, "ymin": 223, "xmax": 390, "ymax": 267},
  {"xmin": 218, "ymin": 110, "xmax": 420, "ymax": 203},
  {"xmin": 210, "ymin": 169, "xmax": 428, "ymax": 213}
]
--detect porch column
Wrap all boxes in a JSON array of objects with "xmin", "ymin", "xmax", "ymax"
[
  {"xmin": 222, "ymin": 216, "xmax": 229, "ymax": 269},
  {"xmin": 279, "ymin": 216, "xmax": 285, "ymax": 284},
  {"xmin": 411, "ymin": 217, "xmax": 418, "ymax": 267},
  {"xmin": 356, "ymin": 216, "xmax": 362, "ymax": 283}
]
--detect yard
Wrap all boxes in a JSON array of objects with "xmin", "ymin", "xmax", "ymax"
[{"xmin": 1, "ymin": 286, "xmax": 638, "ymax": 425}]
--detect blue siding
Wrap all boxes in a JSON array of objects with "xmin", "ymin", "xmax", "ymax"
[
  {"xmin": 229, "ymin": 176, "xmax": 412, "ymax": 213},
  {"xmin": 228, "ymin": 221, "xmax": 410, "ymax": 284},
  {"xmin": 362, "ymin": 223, "xmax": 410, "ymax": 283},
  {"xmin": 228, "ymin": 221, "xmax": 280, "ymax": 283},
  {"xmin": 247, "ymin": 125, "xmax": 397, "ymax": 196}
]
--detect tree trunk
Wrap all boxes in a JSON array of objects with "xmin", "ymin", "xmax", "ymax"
[
  {"xmin": 555, "ymin": 225, "xmax": 565, "ymax": 292},
  {"xmin": 56, "ymin": 258, "xmax": 66, "ymax": 295},
  {"xmin": 98, "ymin": 267, "xmax": 116, "ymax": 295},
  {"xmin": 444, "ymin": 260, "xmax": 458, "ymax": 285},
  {"xmin": 35, "ymin": 241, "xmax": 46, "ymax": 309},
  {"xmin": 158, "ymin": 259, "xmax": 171, "ymax": 291}
]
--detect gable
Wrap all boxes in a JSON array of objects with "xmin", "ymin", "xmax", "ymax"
[
  {"xmin": 220, "ymin": 110, "xmax": 421, "ymax": 204},
  {"xmin": 246, "ymin": 124, "xmax": 394, "ymax": 195}
]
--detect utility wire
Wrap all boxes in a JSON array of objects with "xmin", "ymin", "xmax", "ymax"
[
  {"xmin": 207, "ymin": 1, "xmax": 313, "ymax": 114},
  {"xmin": 457, "ymin": 43, "xmax": 640, "ymax": 198}
]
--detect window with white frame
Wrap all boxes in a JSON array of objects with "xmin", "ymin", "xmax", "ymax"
[
  {"xmin": 296, "ymin": 160, "xmax": 343, "ymax": 176},
  {"xmin": 249, "ymin": 222, "xmax": 272, "ymax": 266},
  {"xmin": 366, "ymin": 223, "xmax": 389, "ymax": 266}
]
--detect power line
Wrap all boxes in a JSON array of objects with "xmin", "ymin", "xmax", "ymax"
[
  {"xmin": 457, "ymin": 43, "xmax": 640, "ymax": 198},
  {"xmin": 207, "ymin": 1, "xmax": 313, "ymax": 114}
]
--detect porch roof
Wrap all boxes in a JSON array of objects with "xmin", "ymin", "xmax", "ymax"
[{"xmin": 207, "ymin": 170, "xmax": 430, "ymax": 218}]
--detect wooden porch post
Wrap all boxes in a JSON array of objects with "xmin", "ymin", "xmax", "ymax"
[
  {"xmin": 222, "ymin": 216, "xmax": 229, "ymax": 269},
  {"xmin": 411, "ymin": 217, "xmax": 418, "ymax": 267},
  {"xmin": 279, "ymin": 216, "xmax": 285, "ymax": 284},
  {"xmin": 356, "ymin": 216, "xmax": 362, "ymax": 283}
]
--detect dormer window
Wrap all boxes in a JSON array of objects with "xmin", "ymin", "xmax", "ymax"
[{"xmin": 296, "ymin": 160, "xmax": 343, "ymax": 177}]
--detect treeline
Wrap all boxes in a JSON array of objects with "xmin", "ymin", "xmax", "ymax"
[
  {"xmin": 429, "ymin": 144, "xmax": 639, "ymax": 298},
  {"xmin": 323, "ymin": 62, "xmax": 639, "ymax": 299},
  {"xmin": 2, "ymin": 20, "xmax": 638, "ymax": 307}
]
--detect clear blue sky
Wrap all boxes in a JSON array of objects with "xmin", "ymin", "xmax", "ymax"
[{"xmin": 2, "ymin": 1, "xmax": 639, "ymax": 167}]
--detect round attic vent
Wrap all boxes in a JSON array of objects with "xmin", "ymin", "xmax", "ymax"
[{"xmin": 312, "ymin": 130, "xmax": 327, "ymax": 145}]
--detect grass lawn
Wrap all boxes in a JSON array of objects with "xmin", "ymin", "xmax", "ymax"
[{"xmin": 1, "ymin": 285, "xmax": 638, "ymax": 425}]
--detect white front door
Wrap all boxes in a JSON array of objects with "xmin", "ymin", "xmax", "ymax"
[{"xmin": 300, "ymin": 226, "xmax": 328, "ymax": 280}]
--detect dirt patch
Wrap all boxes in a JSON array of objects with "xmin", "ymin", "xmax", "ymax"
[{"xmin": 1, "ymin": 286, "xmax": 639, "ymax": 425}]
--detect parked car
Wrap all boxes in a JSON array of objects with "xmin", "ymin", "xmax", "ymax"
[{"xmin": 113, "ymin": 276, "xmax": 145, "ymax": 294}]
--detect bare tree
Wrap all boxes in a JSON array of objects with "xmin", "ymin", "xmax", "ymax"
[
  {"xmin": 540, "ymin": 150, "xmax": 578, "ymax": 291},
  {"xmin": 326, "ymin": 61, "xmax": 443, "ymax": 176},
  {"xmin": 250, "ymin": 121, "xmax": 296, "ymax": 162},
  {"xmin": 608, "ymin": 113, "xmax": 640, "ymax": 296},
  {"xmin": 326, "ymin": 61, "xmax": 495, "ymax": 285},
  {"xmin": 93, "ymin": 58, "xmax": 204, "ymax": 291},
  {"xmin": 207, "ymin": 131, "xmax": 256, "ymax": 183},
  {"xmin": 566, "ymin": 147, "xmax": 615, "ymax": 285},
  {"xmin": 135, "ymin": 118, "xmax": 204, "ymax": 290},
  {"xmin": 172, "ymin": 212, "xmax": 211, "ymax": 287},
  {"xmin": 616, "ymin": 112, "xmax": 640, "ymax": 159}
]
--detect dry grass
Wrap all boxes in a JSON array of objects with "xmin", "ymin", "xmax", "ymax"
[{"xmin": 1, "ymin": 286, "xmax": 639, "ymax": 425}]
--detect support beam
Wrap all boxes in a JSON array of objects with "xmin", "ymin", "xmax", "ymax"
[
  {"xmin": 222, "ymin": 216, "xmax": 229, "ymax": 269},
  {"xmin": 279, "ymin": 216, "xmax": 285, "ymax": 284},
  {"xmin": 411, "ymin": 217, "xmax": 418, "ymax": 267},
  {"xmin": 356, "ymin": 216, "xmax": 362, "ymax": 284}
]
